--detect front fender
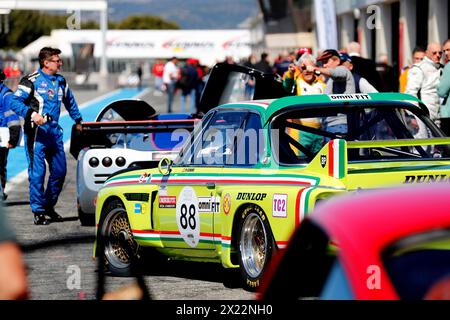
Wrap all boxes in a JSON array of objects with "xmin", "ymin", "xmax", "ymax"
[{"xmin": 215, "ymin": 185, "xmax": 345, "ymax": 268}]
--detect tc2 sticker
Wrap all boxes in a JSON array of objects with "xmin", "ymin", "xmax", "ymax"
[{"xmin": 272, "ymin": 194, "xmax": 287, "ymax": 218}]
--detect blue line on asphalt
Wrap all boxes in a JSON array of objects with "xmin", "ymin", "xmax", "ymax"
[{"xmin": 7, "ymin": 87, "xmax": 145, "ymax": 180}]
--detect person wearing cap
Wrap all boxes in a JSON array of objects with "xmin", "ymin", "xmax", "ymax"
[
  {"xmin": 314, "ymin": 49, "xmax": 356, "ymax": 95},
  {"xmin": 312, "ymin": 49, "xmax": 356, "ymax": 136},
  {"xmin": 283, "ymin": 53, "xmax": 326, "ymax": 156},
  {"xmin": 0, "ymin": 70, "xmax": 21, "ymax": 201},
  {"xmin": 339, "ymin": 52, "xmax": 378, "ymax": 93}
]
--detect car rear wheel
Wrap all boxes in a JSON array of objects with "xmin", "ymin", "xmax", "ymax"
[
  {"xmin": 237, "ymin": 206, "xmax": 275, "ymax": 291},
  {"xmin": 98, "ymin": 200, "xmax": 140, "ymax": 276}
]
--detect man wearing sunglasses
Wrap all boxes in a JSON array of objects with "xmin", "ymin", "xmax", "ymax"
[
  {"xmin": 10, "ymin": 47, "xmax": 83, "ymax": 225},
  {"xmin": 405, "ymin": 42, "xmax": 443, "ymax": 138},
  {"xmin": 438, "ymin": 39, "xmax": 450, "ymax": 136}
]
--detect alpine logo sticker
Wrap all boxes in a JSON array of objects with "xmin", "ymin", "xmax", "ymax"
[{"xmin": 320, "ymin": 155, "xmax": 327, "ymax": 168}]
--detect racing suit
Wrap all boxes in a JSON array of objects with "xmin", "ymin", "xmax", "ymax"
[
  {"xmin": 405, "ymin": 56, "xmax": 443, "ymax": 138},
  {"xmin": 0, "ymin": 83, "xmax": 21, "ymax": 199},
  {"xmin": 283, "ymin": 71, "xmax": 326, "ymax": 155},
  {"xmin": 10, "ymin": 69, "xmax": 82, "ymax": 214}
]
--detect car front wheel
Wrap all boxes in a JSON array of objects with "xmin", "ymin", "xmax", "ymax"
[{"xmin": 98, "ymin": 200, "xmax": 140, "ymax": 276}]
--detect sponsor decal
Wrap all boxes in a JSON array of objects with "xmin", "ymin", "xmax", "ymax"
[
  {"xmin": 134, "ymin": 203, "xmax": 142, "ymax": 214},
  {"xmin": 47, "ymin": 89, "xmax": 55, "ymax": 100},
  {"xmin": 159, "ymin": 196, "xmax": 176, "ymax": 208},
  {"xmin": 329, "ymin": 94, "xmax": 371, "ymax": 101},
  {"xmin": 272, "ymin": 194, "xmax": 288, "ymax": 218},
  {"xmin": 138, "ymin": 172, "xmax": 151, "ymax": 183},
  {"xmin": 404, "ymin": 174, "xmax": 449, "ymax": 183},
  {"xmin": 40, "ymin": 82, "xmax": 47, "ymax": 88},
  {"xmin": 176, "ymin": 187, "xmax": 200, "ymax": 248},
  {"xmin": 37, "ymin": 88, "xmax": 47, "ymax": 94},
  {"xmin": 320, "ymin": 155, "xmax": 327, "ymax": 168},
  {"xmin": 223, "ymin": 193, "xmax": 231, "ymax": 215},
  {"xmin": 198, "ymin": 196, "xmax": 220, "ymax": 213},
  {"xmin": 58, "ymin": 87, "xmax": 63, "ymax": 101},
  {"xmin": 236, "ymin": 192, "xmax": 267, "ymax": 201},
  {"xmin": 182, "ymin": 168, "xmax": 195, "ymax": 172}
]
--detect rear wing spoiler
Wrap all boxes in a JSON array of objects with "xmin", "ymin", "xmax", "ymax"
[
  {"xmin": 306, "ymin": 137, "xmax": 450, "ymax": 181},
  {"xmin": 70, "ymin": 119, "xmax": 199, "ymax": 159}
]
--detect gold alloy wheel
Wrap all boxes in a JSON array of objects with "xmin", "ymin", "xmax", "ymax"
[
  {"xmin": 102, "ymin": 207, "xmax": 139, "ymax": 270},
  {"xmin": 240, "ymin": 212, "xmax": 268, "ymax": 279}
]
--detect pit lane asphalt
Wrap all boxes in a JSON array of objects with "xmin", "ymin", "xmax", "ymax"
[{"xmin": 3, "ymin": 85, "xmax": 254, "ymax": 300}]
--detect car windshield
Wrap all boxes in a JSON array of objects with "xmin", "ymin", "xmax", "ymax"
[
  {"xmin": 176, "ymin": 109, "xmax": 265, "ymax": 167},
  {"xmin": 382, "ymin": 229, "xmax": 450, "ymax": 299},
  {"xmin": 109, "ymin": 129, "xmax": 190, "ymax": 152},
  {"xmin": 271, "ymin": 104, "xmax": 450, "ymax": 165}
]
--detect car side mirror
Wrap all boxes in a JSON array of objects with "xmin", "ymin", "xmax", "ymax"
[{"xmin": 158, "ymin": 158, "xmax": 173, "ymax": 176}]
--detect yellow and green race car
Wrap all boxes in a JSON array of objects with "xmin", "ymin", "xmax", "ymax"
[{"xmin": 94, "ymin": 67, "xmax": 450, "ymax": 291}]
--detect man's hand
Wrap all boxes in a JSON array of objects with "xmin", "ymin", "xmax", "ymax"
[
  {"xmin": 75, "ymin": 123, "xmax": 82, "ymax": 132},
  {"xmin": 31, "ymin": 112, "xmax": 47, "ymax": 126},
  {"xmin": 288, "ymin": 63, "xmax": 297, "ymax": 76},
  {"xmin": 7, "ymin": 143, "xmax": 14, "ymax": 149}
]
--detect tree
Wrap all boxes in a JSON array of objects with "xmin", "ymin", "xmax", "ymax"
[
  {"xmin": 115, "ymin": 15, "xmax": 179, "ymax": 30},
  {"xmin": 0, "ymin": 11, "xmax": 179, "ymax": 50}
]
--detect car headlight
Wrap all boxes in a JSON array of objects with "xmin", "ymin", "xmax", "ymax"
[
  {"xmin": 116, "ymin": 157, "xmax": 126, "ymax": 167},
  {"xmin": 89, "ymin": 157, "xmax": 99, "ymax": 168},
  {"xmin": 102, "ymin": 157, "xmax": 112, "ymax": 167}
]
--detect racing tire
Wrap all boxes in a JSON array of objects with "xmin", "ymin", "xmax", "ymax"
[
  {"xmin": 98, "ymin": 199, "xmax": 141, "ymax": 276},
  {"xmin": 237, "ymin": 205, "xmax": 275, "ymax": 292}
]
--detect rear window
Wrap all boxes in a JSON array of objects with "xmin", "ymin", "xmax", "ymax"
[{"xmin": 270, "ymin": 104, "xmax": 450, "ymax": 165}]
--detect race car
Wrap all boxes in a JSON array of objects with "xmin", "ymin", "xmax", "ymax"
[
  {"xmin": 70, "ymin": 99, "xmax": 198, "ymax": 225},
  {"xmin": 259, "ymin": 184, "xmax": 450, "ymax": 300},
  {"xmin": 93, "ymin": 88, "xmax": 450, "ymax": 291}
]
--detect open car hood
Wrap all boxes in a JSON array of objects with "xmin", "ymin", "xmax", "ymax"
[
  {"xmin": 197, "ymin": 63, "xmax": 290, "ymax": 114},
  {"xmin": 95, "ymin": 100, "xmax": 157, "ymax": 121}
]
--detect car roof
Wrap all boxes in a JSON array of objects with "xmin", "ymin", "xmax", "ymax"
[
  {"xmin": 216, "ymin": 93, "xmax": 426, "ymax": 123},
  {"xmin": 308, "ymin": 184, "xmax": 450, "ymax": 298}
]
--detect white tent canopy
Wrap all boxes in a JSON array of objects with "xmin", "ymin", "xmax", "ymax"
[
  {"xmin": 21, "ymin": 29, "xmax": 253, "ymax": 66},
  {"xmin": 0, "ymin": 0, "xmax": 108, "ymax": 74}
]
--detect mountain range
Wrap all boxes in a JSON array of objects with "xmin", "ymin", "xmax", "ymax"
[{"xmin": 106, "ymin": 0, "xmax": 259, "ymax": 29}]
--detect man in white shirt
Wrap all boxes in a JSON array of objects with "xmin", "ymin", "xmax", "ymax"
[
  {"xmin": 163, "ymin": 57, "xmax": 179, "ymax": 113},
  {"xmin": 406, "ymin": 42, "xmax": 443, "ymax": 138}
]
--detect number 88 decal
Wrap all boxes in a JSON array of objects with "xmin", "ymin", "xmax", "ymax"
[
  {"xmin": 176, "ymin": 187, "xmax": 200, "ymax": 248},
  {"xmin": 179, "ymin": 204, "xmax": 196, "ymax": 230}
]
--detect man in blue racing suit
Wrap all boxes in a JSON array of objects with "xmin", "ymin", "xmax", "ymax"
[
  {"xmin": 0, "ymin": 70, "xmax": 21, "ymax": 201},
  {"xmin": 10, "ymin": 47, "xmax": 83, "ymax": 225}
]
